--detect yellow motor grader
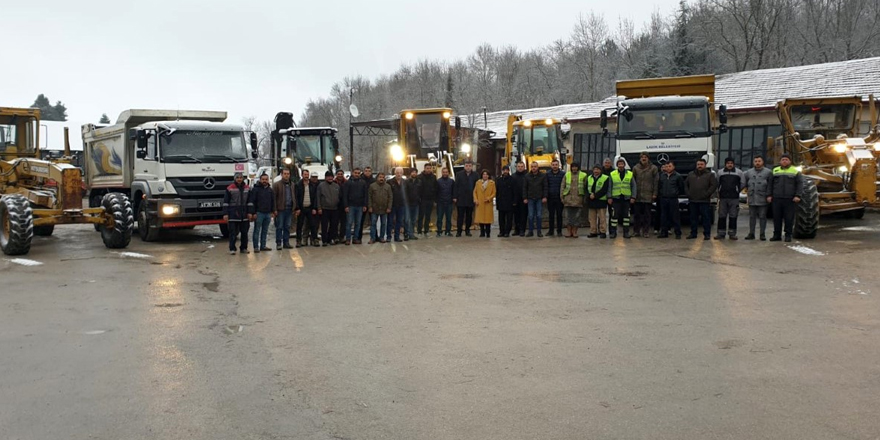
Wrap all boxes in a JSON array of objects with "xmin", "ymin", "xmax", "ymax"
[
  {"xmin": 768, "ymin": 95, "xmax": 880, "ymax": 238},
  {"xmin": 0, "ymin": 107, "xmax": 132, "ymax": 255}
]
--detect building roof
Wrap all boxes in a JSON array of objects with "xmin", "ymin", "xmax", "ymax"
[{"xmin": 460, "ymin": 57, "xmax": 880, "ymax": 140}]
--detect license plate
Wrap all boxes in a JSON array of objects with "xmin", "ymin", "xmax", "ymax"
[{"xmin": 200, "ymin": 202, "xmax": 221, "ymax": 208}]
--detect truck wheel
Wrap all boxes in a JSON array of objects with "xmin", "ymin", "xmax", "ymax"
[
  {"xmin": 219, "ymin": 223, "xmax": 230, "ymax": 238},
  {"xmin": 101, "ymin": 193, "xmax": 134, "ymax": 249},
  {"xmin": 33, "ymin": 225, "xmax": 55, "ymax": 236},
  {"xmin": 137, "ymin": 201, "xmax": 160, "ymax": 242},
  {"xmin": 793, "ymin": 179, "xmax": 819, "ymax": 239},
  {"xmin": 0, "ymin": 195, "xmax": 34, "ymax": 256}
]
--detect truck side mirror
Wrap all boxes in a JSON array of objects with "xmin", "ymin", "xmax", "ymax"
[
  {"xmin": 455, "ymin": 116, "xmax": 461, "ymax": 130},
  {"xmin": 128, "ymin": 128, "xmax": 138, "ymax": 141},
  {"xmin": 600, "ymin": 110, "xmax": 608, "ymax": 136},
  {"xmin": 135, "ymin": 130, "xmax": 148, "ymax": 150},
  {"xmin": 250, "ymin": 132, "xmax": 259, "ymax": 159},
  {"xmin": 136, "ymin": 149, "xmax": 147, "ymax": 159},
  {"xmin": 718, "ymin": 104, "xmax": 728, "ymax": 125}
]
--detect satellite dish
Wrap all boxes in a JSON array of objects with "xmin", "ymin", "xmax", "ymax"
[{"xmin": 349, "ymin": 104, "xmax": 360, "ymax": 118}]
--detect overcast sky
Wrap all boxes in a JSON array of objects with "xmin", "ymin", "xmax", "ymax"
[{"xmin": 4, "ymin": 0, "xmax": 679, "ymax": 130}]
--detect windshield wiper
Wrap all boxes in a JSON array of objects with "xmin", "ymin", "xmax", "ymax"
[
  {"xmin": 626, "ymin": 131, "xmax": 655, "ymax": 139},
  {"xmin": 163, "ymin": 154, "xmax": 202, "ymax": 163},
  {"xmin": 203, "ymin": 154, "xmax": 247, "ymax": 163},
  {"xmin": 666, "ymin": 130, "xmax": 696, "ymax": 138}
]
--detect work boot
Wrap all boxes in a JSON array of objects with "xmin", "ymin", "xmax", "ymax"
[
  {"xmin": 599, "ymin": 233, "xmax": 607, "ymax": 239},
  {"xmin": 526, "ymin": 231, "xmax": 534, "ymax": 237},
  {"xmin": 760, "ymin": 234, "xmax": 766, "ymax": 241},
  {"xmin": 609, "ymin": 232, "xmax": 617, "ymax": 239},
  {"xmin": 687, "ymin": 234, "xmax": 698, "ymax": 240},
  {"xmin": 254, "ymin": 249, "xmax": 261, "ymax": 253},
  {"xmin": 729, "ymin": 236, "xmax": 738, "ymax": 241},
  {"xmin": 410, "ymin": 235, "xmax": 418, "ymax": 240},
  {"xmin": 465, "ymin": 231, "xmax": 472, "ymax": 237},
  {"xmin": 744, "ymin": 234, "xmax": 755, "ymax": 240},
  {"xmin": 547, "ymin": 230, "xmax": 555, "ymax": 237},
  {"xmin": 229, "ymin": 250, "xmax": 236, "ymax": 255},
  {"xmin": 277, "ymin": 244, "xmax": 283, "ymax": 250},
  {"xmin": 557, "ymin": 229, "xmax": 563, "ymax": 236},
  {"xmin": 537, "ymin": 231, "xmax": 543, "ymax": 237},
  {"xmin": 623, "ymin": 228, "xmax": 631, "ymax": 239},
  {"xmin": 283, "ymin": 243, "xmax": 294, "ymax": 249},
  {"xmin": 784, "ymin": 235, "xmax": 792, "ymax": 242},
  {"xmin": 714, "ymin": 234, "xmax": 725, "ymax": 240},
  {"xmin": 587, "ymin": 233, "xmax": 598, "ymax": 238},
  {"xmin": 769, "ymin": 236, "xmax": 782, "ymax": 242}
]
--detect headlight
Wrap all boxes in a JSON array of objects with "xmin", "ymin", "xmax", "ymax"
[
  {"xmin": 405, "ymin": 112, "xmax": 414, "ymax": 120},
  {"xmin": 443, "ymin": 111, "xmax": 451, "ymax": 119},
  {"xmin": 461, "ymin": 143, "xmax": 471, "ymax": 154},
  {"xmin": 283, "ymin": 157, "xmax": 293, "ymax": 165},
  {"xmin": 833, "ymin": 143, "xmax": 847, "ymax": 153},
  {"xmin": 161, "ymin": 204, "xmax": 180, "ymax": 216},
  {"xmin": 390, "ymin": 144, "xmax": 404, "ymax": 162},
  {"xmin": 838, "ymin": 165, "xmax": 848, "ymax": 173},
  {"xmin": 335, "ymin": 155, "xmax": 343, "ymax": 163},
  {"xmin": 795, "ymin": 166, "xmax": 804, "ymax": 172},
  {"xmin": 523, "ymin": 120, "xmax": 532, "ymax": 127},
  {"xmin": 873, "ymin": 144, "xmax": 880, "ymax": 151},
  {"xmin": 545, "ymin": 118, "xmax": 554, "ymax": 125}
]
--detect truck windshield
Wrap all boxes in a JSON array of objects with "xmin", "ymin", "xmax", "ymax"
[
  {"xmin": 0, "ymin": 124, "xmax": 16, "ymax": 152},
  {"xmin": 789, "ymin": 104, "xmax": 856, "ymax": 132},
  {"xmin": 292, "ymin": 135, "xmax": 334, "ymax": 164},
  {"xmin": 404, "ymin": 113, "xmax": 448, "ymax": 155},
  {"xmin": 160, "ymin": 131, "xmax": 247, "ymax": 162},
  {"xmin": 517, "ymin": 125, "xmax": 560, "ymax": 155},
  {"xmin": 618, "ymin": 107, "xmax": 710, "ymax": 139}
]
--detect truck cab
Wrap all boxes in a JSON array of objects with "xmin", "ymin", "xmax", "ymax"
[
  {"xmin": 505, "ymin": 115, "xmax": 566, "ymax": 171},
  {"xmin": 388, "ymin": 108, "xmax": 460, "ymax": 177},
  {"xmin": 83, "ymin": 110, "xmax": 250, "ymax": 241},
  {"xmin": 272, "ymin": 124, "xmax": 342, "ymax": 181}
]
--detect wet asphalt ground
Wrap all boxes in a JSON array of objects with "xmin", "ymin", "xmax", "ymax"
[{"xmin": 2, "ymin": 211, "xmax": 879, "ymax": 440}]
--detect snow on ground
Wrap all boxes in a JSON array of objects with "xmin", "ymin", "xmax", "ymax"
[
  {"xmin": 787, "ymin": 245, "xmax": 825, "ymax": 256},
  {"xmin": 6, "ymin": 258, "xmax": 43, "ymax": 266},
  {"xmin": 117, "ymin": 252, "xmax": 153, "ymax": 259}
]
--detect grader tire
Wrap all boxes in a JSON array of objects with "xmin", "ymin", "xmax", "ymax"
[
  {"xmin": 0, "ymin": 195, "xmax": 34, "ymax": 256},
  {"xmin": 793, "ymin": 179, "xmax": 819, "ymax": 239},
  {"xmin": 33, "ymin": 225, "xmax": 55, "ymax": 236},
  {"xmin": 101, "ymin": 193, "xmax": 134, "ymax": 249}
]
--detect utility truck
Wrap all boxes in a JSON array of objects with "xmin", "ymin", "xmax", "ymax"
[
  {"xmin": 270, "ymin": 112, "xmax": 342, "ymax": 180},
  {"xmin": 82, "ymin": 110, "xmax": 257, "ymax": 241}
]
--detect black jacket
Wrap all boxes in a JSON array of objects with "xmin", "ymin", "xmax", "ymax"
[
  {"xmin": 685, "ymin": 169, "xmax": 718, "ymax": 203},
  {"xmin": 717, "ymin": 167, "xmax": 744, "ymax": 199},
  {"xmin": 495, "ymin": 175, "xmax": 517, "ymax": 211},
  {"xmin": 417, "ymin": 172, "xmax": 438, "ymax": 201},
  {"xmin": 511, "ymin": 170, "xmax": 527, "ymax": 205},
  {"xmin": 546, "ymin": 169, "xmax": 564, "ymax": 198},
  {"xmin": 454, "ymin": 170, "xmax": 479, "ymax": 207},
  {"xmin": 248, "ymin": 183, "xmax": 275, "ymax": 214},
  {"xmin": 658, "ymin": 172, "xmax": 686, "ymax": 198},
  {"xmin": 389, "ymin": 177, "xmax": 406, "ymax": 209},
  {"xmin": 769, "ymin": 166, "xmax": 805, "ymax": 199},
  {"xmin": 405, "ymin": 177, "xmax": 420, "ymax": 206},
  {"xmin": 344, "ymin": 177, "xmax": 369, "ymax": 207},
  {"xmin": 437, "ymin": 176, "xmax": 455, "ymax": 203},
  {"xmin": 223, "ymin": 182, "xmax": 251, "ymax": 221},
  {"xmin": 295, "ymin": 181, "xmax": 318, "ymax": 210},
  {"xmin": 523, "ymin": 171, "xmax": 548, "ymax": 200}
]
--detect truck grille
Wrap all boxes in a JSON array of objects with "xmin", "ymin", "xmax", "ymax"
[{"xmin": 167, "ymin": 177, "xmax": 233, "ymax": 199}]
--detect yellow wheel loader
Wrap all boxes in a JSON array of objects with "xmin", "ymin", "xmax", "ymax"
[
  {"xmin": 0, "ymin": 107, "xmax": 132, "ymax": 255},
  {"xmin": 768, "ymin": 95, "xmax": 880, "ymax": 238}
]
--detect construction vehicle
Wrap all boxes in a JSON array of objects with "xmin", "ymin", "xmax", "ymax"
[
  {"xmin": 388, "ymin": 108, "xmax": 461, "ymax": 175},
  {"xmin": 767, "ymin": 95, "xmax": 880, "ymax": 238},
  {"xmin": 0, "ymin": 107, "xmax": 132, "ymax": 255},
  {"xmin": 503, "ymin": 115, "xmax": 567, "ymax": 171},
  {"xmin": 82, "ymin": 110, "xmax": 256, "ymax": 241},
  {"xmin": 270, "ymin": 112, "xmax": 342, "ymax": 180},
  {"xmin": 600, "ymin": 74, "xmax": 728, "ymax": 175}
]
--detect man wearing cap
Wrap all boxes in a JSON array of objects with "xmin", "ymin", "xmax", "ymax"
[
  {"xmin": 768, "ymin": 154, "xmax": 804, "ymax": 242},
  {"xmin": 317, "ymin": 171, "xmax": 341, "ymax": 246},
  {"xmin": 223, "ymin": 172, "xmax": 251, "ymax": 255},
  {"xmin": 715, "ymin": 157, "xmax": 744, "ymax": 240},
  {"xmin": 454, "ymin": 160, "xmax": 480, "ymax": 237},
  {"xmin": 607, "ymin": 158, "xmax": 636, "ymax": 239}
]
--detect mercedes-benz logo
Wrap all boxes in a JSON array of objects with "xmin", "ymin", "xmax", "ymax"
[
  {"xmin": 203, "ymin": 177, "xmax": 216, "ymax": 190},
  {"xmin": 656, "ymin": 153, "xmax": 670, "ymax": 164}
]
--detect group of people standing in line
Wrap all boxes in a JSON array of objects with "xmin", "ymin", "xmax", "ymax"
[{"xmin": 221, "ymin": 152, "xmax": 805, "ymax": 254}]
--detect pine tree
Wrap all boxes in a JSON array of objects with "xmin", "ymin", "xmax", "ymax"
[
  {"xmin": 99, "ymin": 113, "xmax": 111, "ymax": 124},
  {"xmin": 671, "ymin": 0, "xmax": 706, "ymax": 76}
]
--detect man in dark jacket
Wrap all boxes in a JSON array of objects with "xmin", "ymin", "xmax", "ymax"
[
  {"xmin": 417, "ymin": 164, "xmax": 438, "ymax": 235},
  {"xmin": 334, "ymin": 170, "xmax": 348, "ymax": 243},
  {"xmin": 317, "ymin": 171, "xmax": 341, "ymax": 245},
  {"xmin": 685, "ymin": 159, "xmax": 718, "ymax": 240},
  {"xmin": 405, "ymin": 169, "xmax": 421, "ymax": 240},
  {"xmin": 295, "ymin": 170, "xmax": 319, "ymax": 247},
  {"xmin": 271, "ymin": 168, "xmax": 295, "ymax": 250},
  {"xmin": 358, "ymin": 166, "xmax": 375, "ymax": 234},
  {"xmin": 768, "ymin": 154, "xmax": 804, "ymax": 242},
  {"xmin": 248, "ymin": 173, "xmax": 275, "ymax": 253},
  {"xmin": 435, "ymin": 166, "xmax": 455, "ymax": 237},
  {"xmin": 388, "ymin": 167, "xmax": 409, "ymax": 242},
  {"xmin": 715, "ymin": 157, "xmax": 744, "ymax": 240},
  {"xmin": 454, "ymin": 161, "xmax": 480, "ymax": 237},
  {"xmin": 523, "ymin": 161, "xmax": 548, "ymax": 237},
  {"xmin": 223, "ymin": 172, "xmax": 251, "ymax": 254},
  {"xmin": 545, "ymin": 159, "xmax": 565, "ymax": 236},
  {"xmin": 657, "ymin": 161, "xmax": 685, "ymax": 239},
  {"xmin": 495, "ymin": 165, "xmax": 516, "ymax": 237},
  {"xmin": 511, "ymin": 161, "xmax": 528, "ymax": 236},
  {"xmin": 632, "ymin": 153, "xmax": 659, "ymax": 238},
  {"xmin": 343, "ymin": 167, "xmax": 368, "ymax": 245}
]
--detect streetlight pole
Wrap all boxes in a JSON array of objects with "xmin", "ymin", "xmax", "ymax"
[{"xmin": 349, "ymin": 87, "xmax": 355, "ymax": 172}]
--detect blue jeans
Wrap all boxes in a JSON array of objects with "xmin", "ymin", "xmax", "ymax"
[
  {"xmin": 388, "ymin": 206, "xmax": 409, "ymax": 240},
  {"xmin": 346, "ymin": 207, "xmax": 364, "ymax": 241},
  {"xmin": 527, "ymin": 198, "xmax": 543, "ymax": 233},
  {"xmin": 252, "ymin": 212, "xmax": 271, "ymax": 249},
  {"xmin": 689, "ymin": 202, "xmax": 713, "ymax": 238},
  {"xmin": 436, "ymin": 201, "xmax": 453, "ymax": 234},
  {"xmin": 275, "ymin": 209, "xmax": 293, "ymax": 245},
  {"xmin": 407, "ymin": 205, "xmax": 419, "ymax": 237},
  {"xmin": 370, "ymin": 213, "xmax": 388, "ymax": 241}
]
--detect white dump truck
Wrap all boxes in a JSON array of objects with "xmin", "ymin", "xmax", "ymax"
[{"xmin": 82, "ymin": 110, "xmax": 257, "ymax": 241}]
